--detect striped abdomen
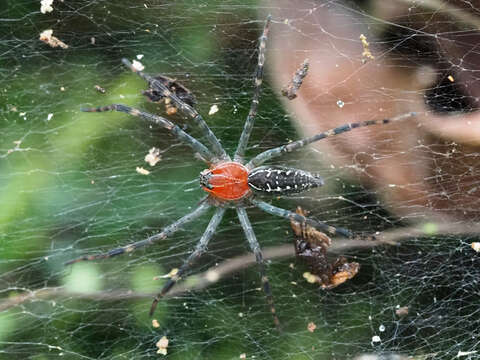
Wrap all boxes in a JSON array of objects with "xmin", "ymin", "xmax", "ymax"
[{"xmin": 247, "ymin": 166, "xmax": 324, "ymax": 195}]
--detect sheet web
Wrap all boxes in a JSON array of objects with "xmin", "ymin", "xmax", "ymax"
[{"xmin": 1, "ymin": 0, "xmax": 480, "ymax": 359}]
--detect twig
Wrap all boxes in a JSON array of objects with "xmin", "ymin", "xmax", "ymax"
[{"xmin": 1, "ymin": 220, "xmax": 479, "ymax": 312}]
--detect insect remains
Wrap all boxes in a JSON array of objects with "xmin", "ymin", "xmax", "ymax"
[
  {"xmin": 291, "ymin": 207, "xmax": 360, "ymax": 289},
  {"xmin": 142, "ymin": 74, "xmax": 196, "ymax": 115}
]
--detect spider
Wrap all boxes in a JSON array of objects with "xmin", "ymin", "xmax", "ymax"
[{"xmin": 69, "ymin": 16, "xmax": 416, "ymax": 327}]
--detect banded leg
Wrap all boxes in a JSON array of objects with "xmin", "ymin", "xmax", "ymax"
[
  {"xmin": 81, "ymin": 104, "xmax": 214, "ymax": 164},
  {"xmin": 251, "ymin": 199, "xmax": 352, "ymax": 238},
  {"xmin": 234, "ymin": 16, "xmax": 271, "ymax": 163},
  {"xmin": 237, "ymin": 207, "xmax": 280, "ymax": 328},
  {"xmin": 247, "ymin": 112, "xmax": 417, "ymax": 168},
  {"xmin": 150, "ymin": 207, "xmax": 226, "ymax": 316},
  {"xmin": 121, "ymin": 58, "xmax": 228, "ymax": 161},
  {"xmin": 65, "ymin": 199, "xmax": 211, "ymax": 265}
]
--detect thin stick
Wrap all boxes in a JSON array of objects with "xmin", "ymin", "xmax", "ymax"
[{"xmin": 4, "ymin": 218, "xmax": 478, "ymax": 312}]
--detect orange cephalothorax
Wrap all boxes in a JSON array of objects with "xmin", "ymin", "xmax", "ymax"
[{"xmin": 200, "ymin": 162, "xmax": 250, "ymax": 200}]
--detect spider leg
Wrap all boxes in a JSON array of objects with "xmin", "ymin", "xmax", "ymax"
[
  {"xmin": 234, "ymin": 16, "xmax": 271, "ymax": 163},
  {"xmin": 121, "ymin": 58, "xmax": 228, "ymax": 161},
  {"xmin": 237, "ymin": 207, "xmax": 280, "ymax": 328},
  {"xmin": 247, "ymin": 112, "xmax": 417, "ymax": 168},
  {"xmin": 81, "ymin": 104, "xmax": 214, "ymax": 164},
  {"xmin": 251, "ymin": 199, "xmax": 352, "ymax": 238},
  {"xmin": 65, "ymin": 199, "xmax": 211, "ymax": 265},
  {"xmin": 150, "ymin": 207, "xmax": 226, "ymax": 316}
]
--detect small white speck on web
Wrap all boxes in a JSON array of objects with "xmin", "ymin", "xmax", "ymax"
[
  {"xmin": 379, "ymin": 324, "xmax": 385, "ymax": 332},
  {"xmin": 155, "ymin": 336, "xmax": 169, "ymax": 355},
  {"xmin": 135, "ymin": 166, "xmax": 150, "ymax": 175},
  {"xmin": 144, "ymin": 147, "xmax": 161, "ymax": 166},
  {"xmin": 136, "ymin": 54, "xmax": 144, "ymax": 60},
  {"xmin": 132, "ymin": 60, "xmax": 144, "ymax": 71},
  {"xmin": 336, "ymin": 99, "xmax": 345, "ymax": 108},
  {"xmin": 39, "ymin": 29, "xmax": 69, "ymax": 49},
  {"xmin": 307, "ymin": 322, "xmax": 316, "ymax": 332},
  {"xmin": 371, "ymin": 335, "xmax": 381, "ymax": 344},
  {"xmin": 471, "ymin": 242, "xmax": 480, "ymax": 252},
  {"xmin": 47, "ymin": 113, "xmax": 53, "ymax": 121},
  {"xmin": 208, "ymin": 104, "xmax": 219, "ymax": 115},
  {"xmin": 205, "ymin": 270, "xmax": 219, "ymax": 282},
  {"xmin": 40, "ymin": 0, "xmax": 54, "ymax": 14},
  {"xmin": 457, "ymin": 350, "xmax": 478, "ymax": 357}
]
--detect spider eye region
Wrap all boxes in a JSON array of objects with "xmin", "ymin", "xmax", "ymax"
[{"xmin": 200, "ymin": 162, "xmax": 250, "ymax": 200}]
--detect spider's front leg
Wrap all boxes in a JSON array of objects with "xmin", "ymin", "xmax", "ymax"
[
  {"xmin": 121, "ymin": 58, "xmax": 228, "ymax": 161},
  {"xmin": 80, "ymin": 104, "xmax": 214, "ymax": 164},
  {"xmin": 234, "ymin": 15, "xmax": 271, "ymax": 162},
  {"xmin": 247, "ymin": 112, "xmax": 417, "ymax": 168}
]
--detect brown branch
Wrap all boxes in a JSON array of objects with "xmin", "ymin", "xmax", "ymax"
[{"xmin": 1, "ymin": 219, "xmax": 478, "ymax": 312}]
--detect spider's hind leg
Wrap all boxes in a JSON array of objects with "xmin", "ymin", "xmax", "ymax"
[
  {"xmin": 150, "ymin": 207, "xmax": 226, "ymax": 316},
  {"xmin": 65, "ymin": 200, "xmax": 211, "ymax": 265},
  {"xmin": 237, "ymin": 207, "xmax": 280, "ymax": 328},
  {"xmin": 251, "ymin": 199, "xmax": 352, "ymax": 238}
]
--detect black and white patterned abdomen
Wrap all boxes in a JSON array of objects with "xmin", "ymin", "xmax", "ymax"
[{"xmin": 247, "ymin": 166, "xmax": 324, "ymax": 194}]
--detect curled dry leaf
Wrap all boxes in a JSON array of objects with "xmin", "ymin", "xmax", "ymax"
[{"xmin": 281, "ymin": 58, "xmax": 309, "ymax": 100}]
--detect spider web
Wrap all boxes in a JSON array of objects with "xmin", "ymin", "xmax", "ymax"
[{"xmin": 1, "ymin": 0, "xmax": 480, "ymax": 359}]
